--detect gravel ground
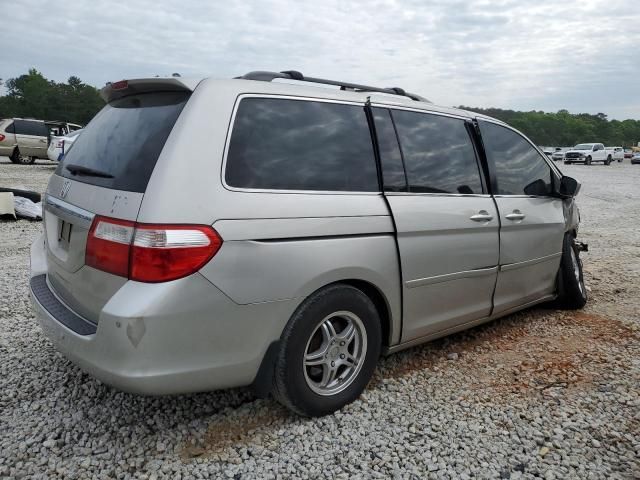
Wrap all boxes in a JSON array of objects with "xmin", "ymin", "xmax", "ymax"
[{"xmin": 1, "ymin": 157, "xmax": 638, "ymax": 479}]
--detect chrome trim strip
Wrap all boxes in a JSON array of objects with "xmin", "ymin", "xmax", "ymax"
[
  {"xmin": 370, "ymin": 103, "xmax": 473, "ymax": 121},
  {"xmin": 44, "ymin": 194, "xmax": 95, "ymax": 228},
  {"xmin": 500, "ymin": 252, "xmax": 562, "ymax": 272},
  {"xmin": 405, "ymin": 266, "xmax": 498, "ymax": 289},
  {"xmin": 386, "ymin": 192, "xmax": 491, "ymax": 198}
]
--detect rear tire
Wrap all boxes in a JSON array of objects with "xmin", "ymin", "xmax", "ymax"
[
  {"xmin": 605, "ymin": 156, "xmax": 611, "ymax": 165},
  {"xmin": 272, "ymin": 284, "xmax": 381, "ymax": 417},
  {"xmin": 556, "ymin": 234, "xmax": 587, "ymax": 310},
  {"xmin": 11, "ymin": 148, "xmax": 34, "ymax": 165}
]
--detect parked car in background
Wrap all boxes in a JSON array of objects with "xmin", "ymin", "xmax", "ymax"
[
  {"xmin": 608, "ymin": 147, "xmax": 624, "ymax": 162},
  {"xmin": 0, "ymin": 118, "xmax": 50, "ymax": 164},
  {"xmin": 48, "ymin": 121, "xmax": 83, "ymax": 137},
  {"xmin": 47, "ymin": 129, "xmax": 83, "ymax": 161},
  {"xmin": 29, "ymin": 72, "xmax": 587, "ymax": 417},
  {"xmin": 551, "ymin": 148, "xmax": 566, "ymax": 161},
  {"xmin": 631, "ymin": 153, "xmax": 640, "ymax": 165},
  {"xmin": 542, "ymin": 148, "xmax": 554, "ymax": 158},
  {"xmin": 564, "ymin": 143, "xmax": 613, "ymax": 165},
  {"xmin": 624, "ymin": 148, "xmax": 633, "ymax": 159}
]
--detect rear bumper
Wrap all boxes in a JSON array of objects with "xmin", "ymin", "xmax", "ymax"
[{"xmin": 29, "ymin": 234, "xmax": 296, "ymax": 395}]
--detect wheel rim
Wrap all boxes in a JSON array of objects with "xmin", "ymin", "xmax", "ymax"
[
  {"xmin": 570, "ymin": 246, "xmax": 585, "ymax": 297},
  {"xmin": 303, "ymin": 311, "xmax": 367, "ymax": 396}
]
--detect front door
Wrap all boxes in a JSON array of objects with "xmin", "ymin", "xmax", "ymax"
[
  {"xmin": 372, "ymin": 107, "xmax": 499, "ymax": 342},
  {"xmin": 477, "ymin": 120, "xmax": 565, "ymax": 314}
]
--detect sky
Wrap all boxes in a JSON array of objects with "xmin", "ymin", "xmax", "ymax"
[{"xmin": 2, "ymin": 0, "xmax": 639, "ymax": 119}]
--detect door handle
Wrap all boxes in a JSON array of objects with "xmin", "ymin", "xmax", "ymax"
[
  {"xmin": 470, "ymin": 210, "xmax": 493, "ymax": 222},
  {"xmin": 505, "ymin": 210, "xmax": 526, "ymax": 221}
]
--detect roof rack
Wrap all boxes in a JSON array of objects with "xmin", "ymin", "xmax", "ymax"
[{"xmin": 236, "ymin": 70, "xmax": 428, "ymax": 102}]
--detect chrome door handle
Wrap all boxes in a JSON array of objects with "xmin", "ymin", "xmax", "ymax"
[
  {"xmin": 470, "ymin": 210, "xmax": 493, "ymax": 222},
  {"xmin": 505, "ymin": 210, "xmax": 526, "ymax": 221}
]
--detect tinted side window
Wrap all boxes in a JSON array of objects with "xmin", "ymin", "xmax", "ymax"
[
  {"xmin": 226, "ymin": 98, "xmax": 378, "ymax": 192},
  {"xmin": 4, "ymin": 122, "xmax": 15, "ymax": 134},
  {"xmin": 479, "ymin": 121, "xmax": 552, "ymax": 196},
  {"xmin": 372, "ymin": 108, "xmax": 406, "ymax": 192},
  {"xmin": 14, "ymin": 120, "xmax": 48, "ymax": 136},
  {"xmin": 392, "ymin": 111, "xmax": 483, "ymax": 194}
]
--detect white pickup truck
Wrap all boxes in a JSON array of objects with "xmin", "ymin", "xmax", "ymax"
[{"xmin": 564, "ymin": 143, "xmax": 614, "ymax": 165}]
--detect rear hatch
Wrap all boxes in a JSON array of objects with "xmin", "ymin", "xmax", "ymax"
[{"xmin": 44, "ymin": 83, "xmax": 192, "ymax": 324}]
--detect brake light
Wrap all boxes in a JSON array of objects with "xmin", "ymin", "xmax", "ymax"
[
  {"xmin": 86, "ymin": 217, "xmax": 135, "ymax": 277},
  {"xmin": 85, "ymin": 216, "xmax": 223, "ymax": 282},
  {"xmin": 0, "ymin": 134, "xmax": 5, "ymax": 142},
  {"xmin": 56, "ymin": 140, "xmax": 65, "ymax": 149},
  {"xmin": 111, "ymin": 80, "xmax": 128, "ymax": 90}
]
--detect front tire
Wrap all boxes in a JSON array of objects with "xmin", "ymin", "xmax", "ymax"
[
  {"xmin": 586, "ymin": 156, "xmax": 592, "ymax": 165},
  {"xmin": 272, "ymin": 284, "xmax": 382, "ymax": 417},
  {"xmin": 557, "ymin": 234, "xmax": 587, "ymax": 309}
]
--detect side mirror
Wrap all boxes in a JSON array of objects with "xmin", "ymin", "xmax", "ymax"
[{"xmin": 558, "ymin": 175, "xmax": 580, "ymax": 197}]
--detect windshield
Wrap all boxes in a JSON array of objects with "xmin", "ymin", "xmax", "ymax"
[
  {"xmin": 573, "ymin": 144, "xmax": 593, "ymax": 150},
  {"xmin": 56, "ymin": 92, "xmax": 189, "ymax": 193}
]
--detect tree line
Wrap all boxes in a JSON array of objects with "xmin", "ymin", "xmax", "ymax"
[
  {"xmin": 0, "ymin": 69, "xmax": 104, "ymax": 126},
  {"xmin": 460, "ymin": 106, "xmax": 640, "ymax": 148},
  {"xmin": 0, "ymin": 69, "xmax": 638, "ymax": 147}
]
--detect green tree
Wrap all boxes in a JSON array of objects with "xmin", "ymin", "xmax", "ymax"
[{"xmin": 0, "ymin": 69, "xmax": 104, "ymax": 125}]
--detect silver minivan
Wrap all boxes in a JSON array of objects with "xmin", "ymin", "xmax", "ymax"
[{"xmin": 29, "ymin": 71, "xmax": 587, "ymax": 416}]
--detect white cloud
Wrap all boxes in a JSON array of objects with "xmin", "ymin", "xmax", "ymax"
[{"xmin": 1, "ymin": 0, "xmax": 639, "ymax": 118}]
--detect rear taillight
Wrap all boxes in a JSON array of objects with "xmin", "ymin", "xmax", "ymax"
[
  {"xmin": 0, "ymin": 134, "xmax": 5, "ymax": 142},
  {"xmin": 56, "ymin": 140, "xmax": 65, "ymax": 149},
  {"xmin": 85, "ymin": 216, "xmax": 222, "ymax": 282}
]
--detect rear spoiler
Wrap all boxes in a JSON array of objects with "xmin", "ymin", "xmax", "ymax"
[{"xmin": 100, "ymin": 77, "xmax": 202, "ymax": 103}]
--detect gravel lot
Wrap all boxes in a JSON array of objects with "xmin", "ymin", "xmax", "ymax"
[{"xmin": 1, "ymin": 157, "xmax": 638, "ymax": 479}]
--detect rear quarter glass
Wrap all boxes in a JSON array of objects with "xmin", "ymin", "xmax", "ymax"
[{"xmin": 55, "ymin": 92, "xmax": 190, "ymax": 193}]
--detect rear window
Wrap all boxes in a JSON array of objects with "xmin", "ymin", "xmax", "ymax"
[
  {"xmin": 56, "ymin": 92, "xmax": 189, "ymax": 193},
  {"xmin": 225, "ymin": 98, "xmax": 378, "ymax": 192}
]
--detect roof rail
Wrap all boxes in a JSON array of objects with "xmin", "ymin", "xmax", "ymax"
[{"xmin": 236, "ymin": 70, "xmax": 429, "ymax": 102}]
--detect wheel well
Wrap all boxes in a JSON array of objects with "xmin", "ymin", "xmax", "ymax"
[{"xmin": 339, "ymin": 279, "xmax": 392, "ymax": 348}]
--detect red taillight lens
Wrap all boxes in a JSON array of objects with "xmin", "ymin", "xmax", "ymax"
[
  {"xmin": 85, "ymin": 216, "xmax": 222, "ymax": 282},
  {"xmin": 130, "ymin": 224, "xmax": 222, "ymax": 282},
  {"xmin": 56, "ymin": 140, "xmax": 65, "ymax": 149},
  {"xmin": 0, "ymin": 134, "xmax": 5, "ymax": 142},
  {"xmin": 86, "ymin": 217, "xmax": 135, "ymax": 277}
]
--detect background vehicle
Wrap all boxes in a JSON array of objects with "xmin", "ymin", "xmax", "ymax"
[
  {"xmin": 47, "ymin": 121, "xmax": 83, "ymax": 137},
  {"xmin": 29, "ymin": 72, "xmax": 586, "ymax": 417},
  {"xmin": 551, "ymin": 147, "xmax": 567, "ymax": 161},
  {"xmin": 564, "ymin": 143, "xmax": 612, "ymax": 165},
  {"xmin": 608, "ymin": 147, "xmax": 624, "ymax": 162},
  {"xmin": 0, "ymin": 118, "xmax": 50, "ymax": 164},
  {"xmin": 624, "ymin": 148, "xmax": 633, "ymax": 159},
  {"xmin": 631, "ymin": 153, "xmax": 640, "ymax": 164},
  {"xmin": 542, "ymin": 148, "xmax": 554, "ymax": 158},
  {"xmin": 47, "ymin": 129, "xmax": 83, "ymax": 161}
]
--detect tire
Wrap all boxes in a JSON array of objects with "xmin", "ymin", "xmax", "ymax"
[
  {"xmin": 556, "ymin": 234, "xmax": 587, "ymax": 310},
  {"xmin": 586, "ymin": 156, "xmax": 592, "ymax": 165},
  {"xmin": 605, "ymin": 156, "xmax": 612, "ymax": 165},
  {"xmin": 0, "ymin": 187, "xmax": 41, "ymax": 203},
  {"xmin": 272, "ymin": 284, "xmax": 382, "ymax": 417},
  {"xmin": 11, "ymin": 148, "xmax": 34, "ymax": 165}
]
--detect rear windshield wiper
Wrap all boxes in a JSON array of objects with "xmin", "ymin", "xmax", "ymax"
[{"xmin": 65, "ymin": 164, "xmax": 114, "ymax": 178}]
